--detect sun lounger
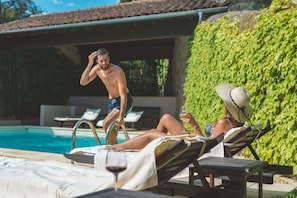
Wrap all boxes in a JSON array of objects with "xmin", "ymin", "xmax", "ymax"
[
  {"xmin": 186, "ymin": 126, "xmax": 270, "ymax": 197},
  {"xmin": 65, "ymin": 134, "xmax": 224, "ymax": 197},
  {"xmin": 150, "ymin": 134, "xmax": 224, "ymax": 197},
  {"xmin": 189, "ymin": 122, "xmax": 293, "ymax": 188},
  {"xmin": 123, "ymin": 110, "xmax": 144, "ymax": 128},
  {"xmin": 223, "ymin": 123, "xmax": 269, "ymax": 158},
  {"xmin": 0, "ymin": 134, "xmax": 223, "ymax": 197},
  {"xmin": 54, "ymin": 108, "xmax": 101, "ymax": 127},
  {"xmin": 96, "ymin": 110, "xmax": 144, "ymax": 129},
  {"xmin": 223, "ymin": 123, "xmax": 293, "ymax": 184}
]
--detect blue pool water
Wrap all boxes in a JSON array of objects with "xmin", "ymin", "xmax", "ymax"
[{"xmin": 0, "ymin": 130, "xmax": 116, "ymax": 154}]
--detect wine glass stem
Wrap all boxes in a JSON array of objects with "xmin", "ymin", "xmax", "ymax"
[{"xmin": 114, "ymin": 173, "xmax": 119, "ymax": 192}]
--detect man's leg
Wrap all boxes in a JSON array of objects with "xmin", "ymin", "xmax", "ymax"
[{"xmin": 103, "ymin": 108, "xmax": 120, "ymax": 145}]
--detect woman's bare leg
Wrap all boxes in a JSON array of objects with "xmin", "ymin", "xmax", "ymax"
[
  {"xmin": 109, "ymin": 114, "xmax": 185, "ymax": 150},
  {"xmin": 112, "ymin": 131, "xmax": 167, "ymax": 150},
  {"xmin": 155, "ymin": 114, "xmax": 184, "ymax": 135}
]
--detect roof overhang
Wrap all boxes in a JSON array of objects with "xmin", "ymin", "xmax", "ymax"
[{"xmin": 0, "ymin": 7, "xmax": 228, "ymax": 50}]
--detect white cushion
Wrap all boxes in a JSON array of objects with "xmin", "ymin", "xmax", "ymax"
[
  {"xmin": 124, "ymin": 111, "xmax": 144, "ymax": 122},
  {"xmin": 81, "ymin": 108, "xmax": 101, "ymax": 120}
]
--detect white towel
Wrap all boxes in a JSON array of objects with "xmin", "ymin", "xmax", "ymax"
[
  {"xmin": 94, "ymin": 137, "xmax": 172, "ymax": 190},
  {"xmin": 0, "ymin": 157, "xmax": 106, "ymax": 197},
  {"xmin": 0, "ymin": 137, "xmax": 179, "ymax": 197}
]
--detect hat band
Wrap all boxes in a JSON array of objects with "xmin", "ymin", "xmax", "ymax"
[
  {"xmin": 229, "ymin": 90, "xmax": 246, "ymax": 110},
  {"xmin": 229, "ymin": 90, "xmax": 251, "ymax": 123}
]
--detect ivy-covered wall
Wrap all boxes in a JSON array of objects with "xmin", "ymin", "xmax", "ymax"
[{"xmin": 184, "ymin": 0, "xmax": 296, "ymax": 173}]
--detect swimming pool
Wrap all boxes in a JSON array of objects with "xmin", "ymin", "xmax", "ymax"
[{"xmin": 0, "ymin": 126, "xmax": 129, "ymax": 154}]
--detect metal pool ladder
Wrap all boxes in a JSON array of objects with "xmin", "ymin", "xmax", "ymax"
[
  {"xmin": 105, "ymin": 121, "xmax": 130, "ymax": 145},
  {"xmin": 71, "ymin": 120, "xmax": 130, "ymax": 150},
  {"xmin": 71, "ymin": 119, "xmax": 102, "ymax": 150}
]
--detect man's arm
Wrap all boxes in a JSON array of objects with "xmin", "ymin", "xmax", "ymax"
[
  {"xmin": 119, "ymin": 89, "xmax": 127, "ymax": 118},
  {"xmin": 117, "ymin": 71, "xmax": 128, "ymax": 125},
  {"xmin": 80, "ymin": 51, "xmax": 97, "ymax": 86}
]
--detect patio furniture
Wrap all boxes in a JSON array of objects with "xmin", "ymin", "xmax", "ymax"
[
  {"xmin": 54, "ymin": 108, "xmax": 101, "ymax": 127},
  {"xmin": 223, "ymin": 123, "xmax": 270, "ymax": 158},
  {"xmin": 96, "ymin": 111, "xmax": 144, "ymax": 129},
  {"xmin": 149, "ymin": 133, "xmax": 224, "ymax": 197},
  {"xmin": 1, "ymin": 134, "xmax": 223, "ymax": 197},
  {"xmin": 189, "ymin": 122, "xmax": 293, "ymax": 191},
  {"xmin": 132, "ymin": 106, "xmax": 161, "ymax": 129},
  {"xmin": 124, "ymin": 111, "xmax": 144, "ymax": 129},
  {"xmin": 223, "ymin": 123, "xmax": 293, "ymax": 184},
  {"xmin": 77, "ymin": 188, "xmax": 173, "ymax": 198},
  {"xmin": 195, "ymin": 156, "xmax": 267, "ymax": 198},
  {"xmin": 65, "ymin": 134, "xmax": 224, "ymax": 197}
]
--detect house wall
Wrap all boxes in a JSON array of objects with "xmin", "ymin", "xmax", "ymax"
[
  {"xmin": 40, "ymin": 96, "xmax": 176, "ymax": 127},
  {"xmin": 172, "ymin": 36, "xmax": 190, "ymax": 115},
  {"xmin": 68, "ymin": 96, "xmax": 176, "ymax": 116},
  {"xmin": 40, "ymin": 105, "xmax": 86, "ymax": 126}
]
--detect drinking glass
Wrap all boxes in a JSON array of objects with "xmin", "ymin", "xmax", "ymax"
[
  {"xmin": 105, "ymin": 147, "xmax": 127, "ymax": 193},
  {"xmin": 179, "ymin": 106, "xmax": 186, "ymax": 121}
]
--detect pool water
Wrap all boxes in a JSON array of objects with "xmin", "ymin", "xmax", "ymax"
[{"xmin": 0, "ymin": 131, "xmax": 112, "ymax": 154}]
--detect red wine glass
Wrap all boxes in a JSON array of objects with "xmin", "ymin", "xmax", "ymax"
[{"xmin": 105, "ymin": 147, "xmax": 127, "ymax": 193}]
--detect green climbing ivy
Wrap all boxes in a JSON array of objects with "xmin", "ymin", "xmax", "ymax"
[{"xmin": 184, "ymin": 0, "xmax": 297, "ymax": 173}]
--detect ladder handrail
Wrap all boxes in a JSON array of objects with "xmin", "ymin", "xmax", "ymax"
[
  {"xmin": 71, "ymin": 119, "xmax": 102, "ymax": 150},
  {"xmin": 106, "ymin": 121, "xmax": 130, "ymax": 145}
]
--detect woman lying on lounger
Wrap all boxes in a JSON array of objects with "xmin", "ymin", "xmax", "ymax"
[{"xmin": 110, "ymin": 83, "xmax": 253, "ymax": 150}]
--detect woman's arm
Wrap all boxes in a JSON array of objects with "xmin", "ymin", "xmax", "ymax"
[
  {"xmin": 182, "ymin": 112, "xmax": 203, "ymax": 136},
  {"xmin": 210, "ymin": 119, "xmax": 230, "ymax": 138}
]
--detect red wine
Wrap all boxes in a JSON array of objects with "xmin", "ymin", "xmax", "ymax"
[{"xmin": 106, "ymin": 166, "xmax": 127, "ymax": 173}]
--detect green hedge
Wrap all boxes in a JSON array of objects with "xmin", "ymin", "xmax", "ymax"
[
  {"xmin": 0, "ymin": 48, "xmax": 81, "ymax": 118},
  {"xmin": 184, "ymin": 0, "xmax": 297, "ymax": 174}
]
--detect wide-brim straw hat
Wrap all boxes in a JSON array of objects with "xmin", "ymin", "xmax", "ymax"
[{"xmin": 216, "ymin": 83, "xmax": 253, "ymax": 123}]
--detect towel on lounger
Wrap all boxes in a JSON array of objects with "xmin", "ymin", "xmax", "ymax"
[{"xmin": 0, "ymin": 136, "xmax": 179, "ymax": 197}]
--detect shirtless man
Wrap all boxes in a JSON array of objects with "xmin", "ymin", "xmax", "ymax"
[{"xmin": 80, "ymin": 48, "xmax": 133, "ymax": 144}]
